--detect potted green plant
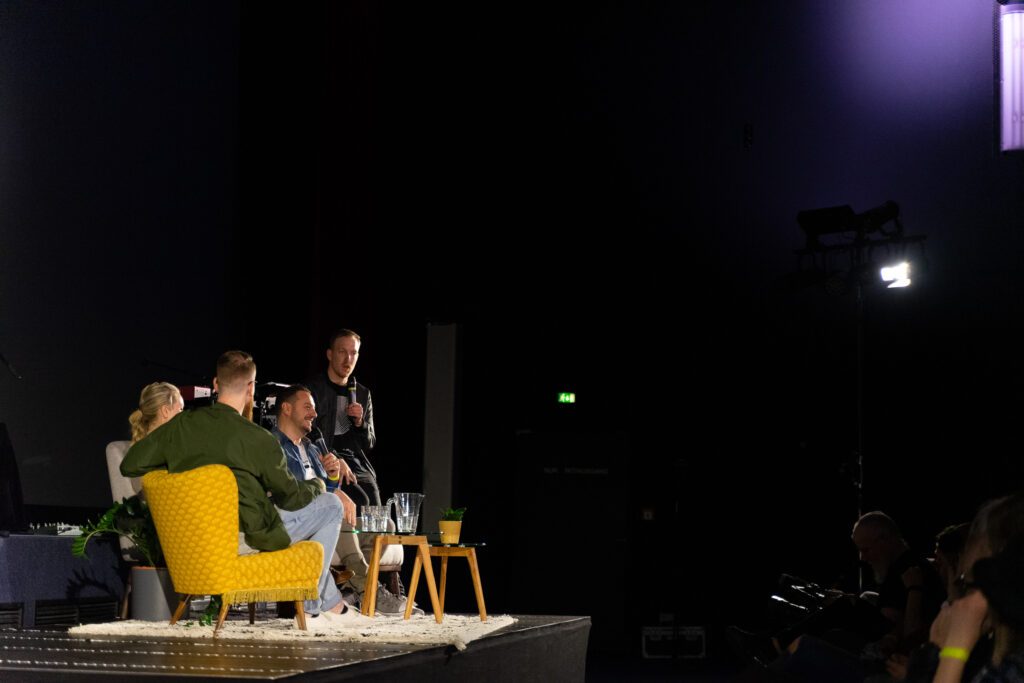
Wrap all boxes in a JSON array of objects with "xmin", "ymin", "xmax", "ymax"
[
  {"xmin": 438, "ymin": 506, "xmax": 466, "ymax": 544},
  {"xmin": 73, "ymin": 495, "xmax": 162, "ymax": 566},
  {"xmin": 72, "ymin": 495, "xmax": 174, "ymax": 621}
]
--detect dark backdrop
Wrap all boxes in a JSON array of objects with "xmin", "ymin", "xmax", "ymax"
[{"xmin": 2, "ymin": 0, "xmax": 1024, "ymax": 655}]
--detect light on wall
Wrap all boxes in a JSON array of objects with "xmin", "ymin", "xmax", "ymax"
[{"xmin": 1000, "ymin": 0, "xmax": 1024, "ymax": 151}]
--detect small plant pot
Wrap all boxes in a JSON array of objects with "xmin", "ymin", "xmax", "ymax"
[
  {"xmin": 438, "ymin": 520, "xmax": 462, "ymax": 544},
  {"xmin": 131, "ymin": 566, "xmax": 176, "ymax": 621}
]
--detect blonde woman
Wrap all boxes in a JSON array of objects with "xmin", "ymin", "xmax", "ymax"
[
  {"xmin": 102, "ymin": 382, "xmax": 184, "ymax": 618},
  {"xmin": 107, "ymin": 383, "xmax": 184, "ymax": 501},
  {"xmin": 128, "ymin": 382, "xmax": 184, "ymax": 443}
]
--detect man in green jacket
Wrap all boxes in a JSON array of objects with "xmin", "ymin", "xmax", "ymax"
[{"xmin": 121, "ymin": 350, "xmax": 358, "ymax": 621}]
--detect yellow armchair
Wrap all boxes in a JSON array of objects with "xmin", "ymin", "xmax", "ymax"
[{"xmin": 142, "ymin": 465, "xmax": 322, "ymax": 631}]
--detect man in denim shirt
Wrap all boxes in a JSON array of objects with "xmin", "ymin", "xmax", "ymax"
[{"xmin": 273, "ymin": 384, "xmax": 417, "ymax": 615}]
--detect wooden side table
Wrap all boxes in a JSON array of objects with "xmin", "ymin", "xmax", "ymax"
[
  {"xmin": 362, "ymin": 533, "xmax": 443, "ymax": 623},
  {"xmin": 407, "ymin": 542, "xmax": 487, "ymax": 622}
]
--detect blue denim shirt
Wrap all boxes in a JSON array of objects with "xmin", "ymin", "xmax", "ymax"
[{"xmin": 273, "ymin": 427, "xmax": 338, "ymax": 492}]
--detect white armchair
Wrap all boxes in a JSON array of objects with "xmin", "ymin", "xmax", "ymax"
[{"xmin": 104, "ymin": 440, "xmax": 143, "ymax": 559}]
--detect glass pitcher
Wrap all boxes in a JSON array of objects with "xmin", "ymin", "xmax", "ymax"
[{"xmin": 387, "ymin": 492, "xmax": 424, "ymax": 534}]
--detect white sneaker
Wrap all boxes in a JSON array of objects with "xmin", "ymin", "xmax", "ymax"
[
  {"xmin": 373, "ymin": 586, "xmax": 425, "ymax": 616},
  {"xmin": 306, "ymin": 605, "xmax": 371, "ymax": 630},
  {"xmin": 336, "ymin": 604, "xmax": 375, "ymax": 624}
]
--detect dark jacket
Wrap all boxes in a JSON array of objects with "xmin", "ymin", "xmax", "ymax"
[{"xmin": 305, "ymin": 373, "xmax": 376, "ymax": 478}]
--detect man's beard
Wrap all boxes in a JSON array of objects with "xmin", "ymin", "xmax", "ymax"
[{"xmin": 242, "ymin": 397, "xmax": 254, "ymax": 422}]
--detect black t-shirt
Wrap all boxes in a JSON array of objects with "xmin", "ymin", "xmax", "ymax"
[
  {"xmin": 876, "ymin": 550, "xmax": 946, "ymax": 623},
  {"xmin": 324, "ymin": 377, "xmax": 372, "ymax": 477}
]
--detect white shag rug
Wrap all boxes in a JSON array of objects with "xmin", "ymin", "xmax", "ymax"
[{"xmin": 69, "ymin": 613, "xmax": 517, "ymax": 651}]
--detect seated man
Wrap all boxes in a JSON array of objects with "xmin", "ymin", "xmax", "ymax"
[
  {"xmin": 273, "ymin": 384, "xmax": 420, "ymax": 615},
  {"xmin": 766, "ymin": 512, "xmax": 946, "ymax": 681},
  {"xmin": 121, "ymin": 350, "xmax": 363, "ymax": 623},
  {"xmin": 851, "ymin": 511, "xmax": 945, "ymax": 651}
]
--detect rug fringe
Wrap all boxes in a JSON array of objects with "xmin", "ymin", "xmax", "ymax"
[{"xmin": 222, "ymin": 588, "xmax": 318, "ymax": 604}]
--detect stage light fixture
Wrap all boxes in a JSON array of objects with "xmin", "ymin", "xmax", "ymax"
[
  {"xmin": 792, "ymin": 199, "xmax": 926, "ymax": 555},
  {"xmin": 796, "ymin": 201, "xmax": 902, "ymax": 252},
  {"xmin": 880, "ymin": 262, "xmax": 911, "ymax": 288}
]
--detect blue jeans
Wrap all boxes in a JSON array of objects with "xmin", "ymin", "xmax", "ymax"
[{"xmin": 277, "ymin": 493, "xmax": 344, "ymax": 615}]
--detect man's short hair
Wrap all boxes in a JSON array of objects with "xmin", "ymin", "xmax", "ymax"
[
  {"xmin": 274, "ymin": 384, "xmax": 312, "ymax": 416},
  {"xmin": 216, "ymin": 350, "xmax": 256, "ymax": 393},
  {"xmin": 327, "ymin": 328, "xmax": 361, "ymax": 349},
  {"xmin": 853, "ymin": 511, "xmax": 903, "ymax": 540}
]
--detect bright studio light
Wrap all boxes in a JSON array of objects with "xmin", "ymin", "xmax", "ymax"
[
  {"xmin": 880, "ymin": 262, "xmax": 911, "ymax": 288},
  {"xmin": 1000, "ymin": 1, "xmax": 1024, "ymax": 151}
]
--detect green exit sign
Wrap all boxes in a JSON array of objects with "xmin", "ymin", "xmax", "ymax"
[{"xmin": 557, "ymin": 392, "xmax": 576, "ymax": 404}]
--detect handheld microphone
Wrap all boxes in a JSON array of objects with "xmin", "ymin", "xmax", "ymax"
[
  {"xmin": 309, "ymin": 425, "xmax": 330, "ymax": 454},
  {"xmin": 310, "ymin": 425, "xmax": 341, "ymax": 485},
  {"xmin": 348, "ymin": 376, "xmax": 357, "ymax": 407}
]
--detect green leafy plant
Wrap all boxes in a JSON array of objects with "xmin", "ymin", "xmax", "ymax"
[
  {"xmin": 199, "ymin": 595, "xmax": 223, "ymax": 626},
  {"xmin": 71, "ymin": 495, "xmax": 164, "ymax": 567},
  {"xmin": 439, "ymin": 507, "xmax": 466, "ymax": 522}
]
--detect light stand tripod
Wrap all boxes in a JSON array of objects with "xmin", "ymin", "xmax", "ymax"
[{"xmin": 794, "ymin": 200, "xmax": 926, "ymax": 590}]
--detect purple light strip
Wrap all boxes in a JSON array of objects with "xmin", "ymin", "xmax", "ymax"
[{"xmin": 1001, "ymin": 6, "xmax": 1024, "ymax": 151}]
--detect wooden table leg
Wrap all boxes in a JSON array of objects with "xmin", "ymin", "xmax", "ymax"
[
  {"xmin": 404, "ymin": 550, "xmax": 423, "ymax": 620},
  {"xmin": 362, "ymin": 535, "xmax": 384, "ymax": 616},
  {"xmin": 120, "ymin": 572, "xmax": 133, "ymax": 620},
  {"xmin": 416, "ymin": 541, "xmax": 443, "ymax": 624},
  {"xmin": 439, "ymin": 556, "xmax": 449, "ymax": 614},
  {"xmin": 467, "ymin": 548, "xmax": 487, "ymax": 622}
]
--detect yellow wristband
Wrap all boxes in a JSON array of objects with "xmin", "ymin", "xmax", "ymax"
[
  {"xmin": 327, "ymin": 473, "xmax": 340, "ymax": 481},
  {"xmin": 939, "ymin": 647, "xmax": 970, "ymax": 662}
]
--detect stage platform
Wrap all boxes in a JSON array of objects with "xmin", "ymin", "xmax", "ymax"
[{"xmin": 0, "ymin": 614, "xmax": 589, "ymax": 682}]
